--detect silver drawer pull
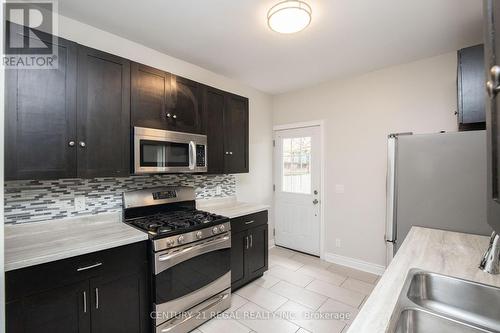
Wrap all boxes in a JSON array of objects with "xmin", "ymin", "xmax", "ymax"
[
  {"xmin": 245, "ymin": 220, "xmax": 255, "ymax": 225},
  {"xmin": 83, "ymin": 291, "xmax": 87, "ymax": 313},
  {"xmin": 77, "ymin": 262, "xmax": 102, "ymax": 272},
  {"xmin": 95, "ymin": 288, "xmax": 99, "ymax": 309}
]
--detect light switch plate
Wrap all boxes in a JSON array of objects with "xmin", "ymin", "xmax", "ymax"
[
  {"xmin": 335, "ymin": 184, "xmax": 345, "ymax": 194},
  {"xmin": 74, "ymin": 195, "xmax": 86, "ymax": 211}
]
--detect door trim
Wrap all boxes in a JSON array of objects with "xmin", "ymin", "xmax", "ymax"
[{"xmin": 273, "ymin": 120, "xmax": 326, "ymax": 259}]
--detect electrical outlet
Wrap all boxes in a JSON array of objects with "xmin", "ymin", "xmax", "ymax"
[
  {"xmin": 74, "ymin": 195, "xmax": 86, "ymax": 211},
  {"xmin": 216, "ymin": 185, "xmax": 222, "ymax": 196},
  {"xmin": 335, "ymin": 238, "xmax": 341, "ymax": 248}
]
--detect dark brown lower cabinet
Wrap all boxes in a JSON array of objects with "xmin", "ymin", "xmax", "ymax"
[
  {"xmin": 5, "ymin": 242, "xmax": 149, "ymax": 333},
  {"xmin": 230, "ymin": 211, "xmax": 269, "ymax": 290},
  {"xmin": 6, "ymin": 281, "xmax": 90, "ymax": 333},
  {"xmin": 90, "ymin": 272, "xmax": 147, "ymax": 333}
]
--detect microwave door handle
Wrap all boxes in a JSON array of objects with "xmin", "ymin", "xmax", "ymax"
[{"xmin": 189, "ymin": 141, "xmax": 196, "ymax": 170}]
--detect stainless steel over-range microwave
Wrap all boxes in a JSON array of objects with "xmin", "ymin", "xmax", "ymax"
[{"xmin": 133, "ymin": 127, "xmax": 207, "ymax": 174}]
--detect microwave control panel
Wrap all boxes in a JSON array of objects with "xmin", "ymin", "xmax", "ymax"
[{"xmin": 196, "ymin": 145, "xmax": 206, "ymax": 167}]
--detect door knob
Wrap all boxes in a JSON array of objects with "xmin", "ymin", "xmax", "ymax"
[
  {"xmin": 68, "ymin": 141, "xmax": 75, "ymax": 147},
  {"xmin": 79, "ymin": 141, "xmax": 86, "ymax": 148},
  {"xmin": 486, "ymin": 65, "xmax": 500, "ymax": 98},
  {"xmin": 313, "ymin": 199, "xmax": 319, "ymax": 205}
]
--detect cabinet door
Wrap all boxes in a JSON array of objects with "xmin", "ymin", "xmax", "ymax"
[
  {"xmin": 131, "ymin": 62, "xmax": 170, "ymax": 130},
  {"xmin": 486, "ymin": 0, "xmax": 500, "ymax": 232},
  {"xmin": 76, "ymin": 46, "xmax": 131, "ymax": 178},
  {"xmin": 457, "ymin": 44, "xmax": 486, "ymax": 130},
  {"xmin": 246, "ymin": 224, "xmax": 269, "ymax": 280},
  {"xmin": 6, "ymin": 281, "xmax": 90, "ymax": 333},
  {"xmin": 167, "ymin": 75, "xmax": 203, "ymax": 133},
  {"xmin": 90, "ymin": 270, "xmax": 149, "ymax": 333},
  {"xmin": 224, "ymin": 94, "xmax": 249, "ymax": 173},
  {"xmin": 231, "ymin": 230, "xmax": 248, "ymax": 290},
  {"xmin": 204, "ymin": 86, "xmax": 225, "ymax": 174},
  {"xmin": 5, "ymin": 30, "xmax": 77, "ymax": 180}
]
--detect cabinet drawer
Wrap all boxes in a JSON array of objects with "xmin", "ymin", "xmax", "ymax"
[
  {"xmin": 6, "ymin": 241, "xmax": 147, "ymax": 302},
  {"xmin": 230, "ymin": 211, "xmax": 268, "ymax": 234}
]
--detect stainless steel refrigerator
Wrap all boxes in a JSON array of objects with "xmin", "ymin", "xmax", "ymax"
[{"xmin": 385, "ymin": 130, "xmax": 492, "ymax": 265}]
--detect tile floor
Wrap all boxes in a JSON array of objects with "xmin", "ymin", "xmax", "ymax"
[{"xmin": 193, "ymin": 246, "xmax": 380, "ymax": 333}]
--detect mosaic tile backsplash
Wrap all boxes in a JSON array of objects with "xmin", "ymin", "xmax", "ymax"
[{"xmin": 4, "ymin": 174, "xmax": 236, "ymax": 224}]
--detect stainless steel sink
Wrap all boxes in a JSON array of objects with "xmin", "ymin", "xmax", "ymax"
[
  {"xmin": 394, "ymin": 309, "xmax": 491, "ymax": 333},
  {"xmin": 388, "ymin": 270, "xmax": 500, "ymax": 333}
]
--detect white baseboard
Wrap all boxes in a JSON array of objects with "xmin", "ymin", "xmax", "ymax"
[
  {"xmin": 323, "ymin": 252, "xmax": 386, "ymax": 276},
  {"xmin": 268, "ymin": 238, "xmax": 275, "ymax": 250}
]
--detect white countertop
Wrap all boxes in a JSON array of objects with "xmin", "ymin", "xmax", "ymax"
[
  {"xmin": 348, "ymin": 227, "xmax": 500, "ymax": 333},
  {"xmin": 196, "ymin": 196, "xmax": 269, "ymax": 218},
  {"xmin": 4, "ymin": 212, "xmax": 148, "ymax": 272}
]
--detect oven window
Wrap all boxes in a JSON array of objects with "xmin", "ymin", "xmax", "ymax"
[
  {"xmin": 155, "ymin": 248, "xmax": 230, "ymax": 304},
  {"xmin": 140, "ymin": 140, "xmax": 189, "ymax": 167}
]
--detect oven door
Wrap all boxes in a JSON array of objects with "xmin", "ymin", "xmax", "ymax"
[
  {"xmin": 153, "ymin": 233, "xmax": 231, "ymax": 326},
  {"xmin": 134, "ymin": 127, "xmax": 207, "ymax": 174}
]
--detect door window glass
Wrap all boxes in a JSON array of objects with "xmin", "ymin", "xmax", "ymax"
[{"xmin": 282, "ymin": 137, "xmax": 311, "ymax": 194}]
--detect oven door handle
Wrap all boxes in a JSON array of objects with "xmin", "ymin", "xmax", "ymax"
[
  {"xmin": 188, "ymin": 141, "xmax": 196, "ymax": 170},
  {"xmin": 155, "ymin": 235, "xmax": 231, "ymax": 274}
]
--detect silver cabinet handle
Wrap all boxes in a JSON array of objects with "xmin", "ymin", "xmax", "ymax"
[
  {"xmin": 79, "ymin": 141, "xmax": 86, "ymax": 148},
  {"xmin": 225, "ymin": 151, "xmax": 229, "ymax": 155},
  {"xmin": 76, "ymin": 262, "xmax": 102, "ymax": 272},
  {"xmin": 95, "ymin": 288, "xmax": 99, "ymax": 309},
  {"xmin": 245, "ymin": 220, "xmax": 255, "ymax": 225},
  {"xmin": 83, "ymin": 291, "xmax": 87, "ymax": 313},
  {"xmin": 245, "ymin": 236, "xmax": 249, "ymax": 249},
  {"xmin": 249, "ymin": 234, "xmax": 253, "ymax": 248},
  {"xmin": 68, "ymin": 141, "xmax": 75, "ymax": 147},
  {"xmin": 487, "ymin": 65, "xmax": 500, "ymax": 98},
  {"xmin": 229, "ymin": 151, "xmax": 233, "ymax": 155},
  {"xmin": 166, "ymin": 113, "xmax": 172, "ymax": 118},
  {"xmin": 173, "ymin": 114, "xmax": 177, "ymax": 119}
]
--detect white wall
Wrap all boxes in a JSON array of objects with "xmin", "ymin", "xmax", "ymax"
[
  {"xmin": 56, "ymin": 15, "xmax": 274, "ymax": 236},
  {"xmin": 273, "ymin": 52, "xmax": 459, "ymax": 267}
]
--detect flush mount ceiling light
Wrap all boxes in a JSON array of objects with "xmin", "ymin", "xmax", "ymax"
[{"xmin": 267, "ymin": 0, "xmax": 312, "ymax": 34}]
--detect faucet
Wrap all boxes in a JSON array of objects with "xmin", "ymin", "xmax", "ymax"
[{"xmin": 479, "ymin": 231, "xmax": 500, "ymax": 274}]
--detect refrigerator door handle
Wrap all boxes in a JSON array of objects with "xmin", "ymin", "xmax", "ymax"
[{"xmin": 385, "ymin": 135, "xmax": 398, "ymax": 245}]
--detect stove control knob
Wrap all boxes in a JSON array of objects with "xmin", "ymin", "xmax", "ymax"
[
  {"xmin": 166, "ymin": 239, "xmax": 175, "ymax": 247},
  {"xmin": 212, "ymin": 227, "xmax": 219, "ymax": 234},
  {"xmin": 219, "ymin": 225, "xmax": 225, "ymax": 232},
  {"xmin": 196, "ymin": 231, "xmax": 203, "ymax": 239},
  {"xmin": 177, "ymin": 235, "xmax": 185, "ymax": 244}
]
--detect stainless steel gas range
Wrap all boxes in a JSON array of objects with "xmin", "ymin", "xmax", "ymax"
[{"xmin": 123, "ymin": 187, "xmax": 231, "ymax": 333}]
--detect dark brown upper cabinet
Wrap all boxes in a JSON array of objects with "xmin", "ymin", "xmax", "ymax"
[
  {"xmin": 77, "ymin": 46, "xmax": 131, "ymax": 178},
  {"xmin": 131, "ymin": 63, "xmax": 204, "ymax": 134},
  {"xmin": 204, "ymin": 86, "xmax": 249, "ymax": 174},
  {"xmin": 457, "ymin": 44, "xmax": 486, "ymax": 131},
  {"xmin": 131, "ymin": 63, "xmax": 170, "ymax": 129},
  {"xmin": 5, "ymin": 31, "xmax": 78, "ymax": 181},
  {"xmin": 167, "ymin": 75, "xmax": 203, "ymax": 133},
  {"xmin": 224, "ymin": 93, "xmax": 249, "ymax": 174}
]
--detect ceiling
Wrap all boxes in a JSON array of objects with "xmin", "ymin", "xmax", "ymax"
[{"xmin": 58, "ymin": 0, "xmax": 483, "ymax": 95}]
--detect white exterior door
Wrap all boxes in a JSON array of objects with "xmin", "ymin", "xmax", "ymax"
[{"xmin": 274, "ymin": 126, "xmax": 321, "ymax": 256}]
